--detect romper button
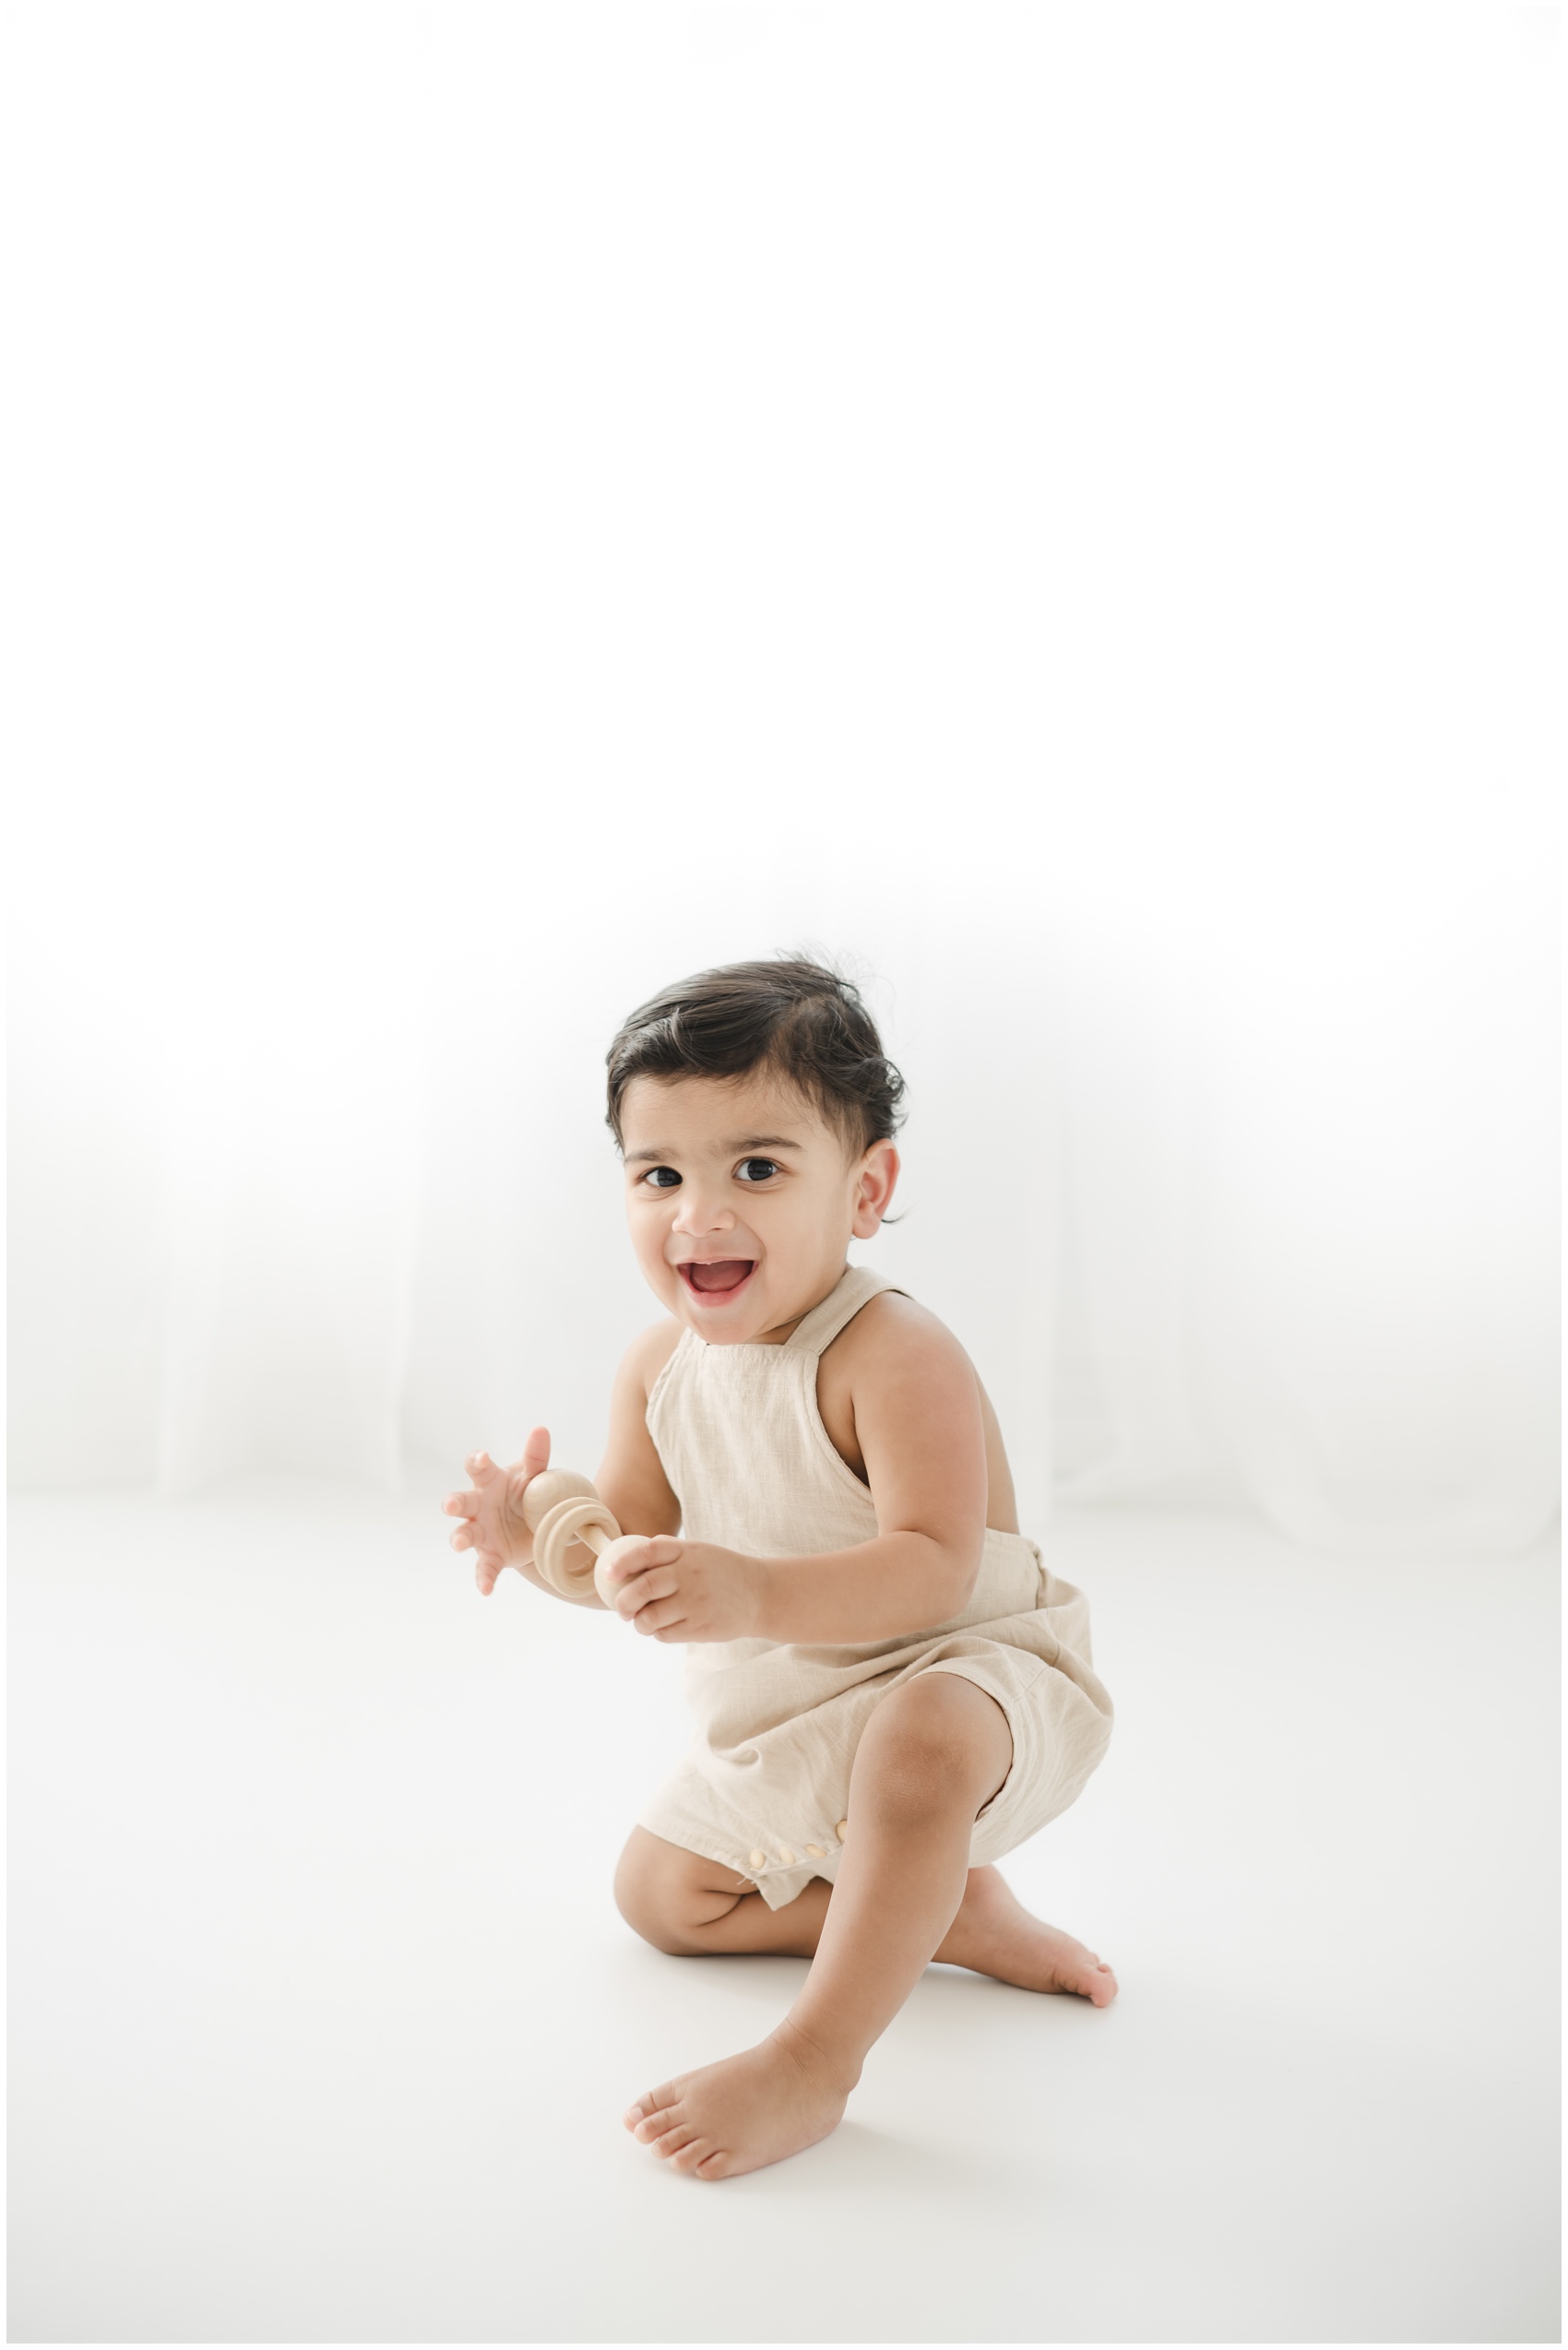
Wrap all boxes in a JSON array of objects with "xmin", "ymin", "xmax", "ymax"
[
  {"xmin": 835, "ymin": 1820, "xmax": 849, "ymax": 1842},
  {"xmin": 804, "ymin": 1844, "xmax": 825, "ymax": 1858},
  {"xmin": 749, "ymin": 1849, "xmax": 766, "ymax": 1869},
  {"xmin": 777, "ymin": 1846, "xmax": 796, "ymax": 1866}
]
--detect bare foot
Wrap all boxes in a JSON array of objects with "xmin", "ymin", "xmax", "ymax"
[
  {"xmin": 935, "ymin": 1866, "xmax": 1119, "ymax": 2004},
  {"xmin": 624, "ymin": 2022, "xmax": 855, "ymax": 2180}
]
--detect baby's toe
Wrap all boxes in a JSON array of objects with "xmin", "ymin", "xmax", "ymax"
[
  {"xmin": 670, "ymin": 2135, "xmax": 718, "ymax": 2175},
  {"xmin": 648, "ymin": 2120, "xmax": 697, "ymax": 2159},
  {"xmin": 626, "ymin": 2084, "xmax": 681, "ymax": 2137}
]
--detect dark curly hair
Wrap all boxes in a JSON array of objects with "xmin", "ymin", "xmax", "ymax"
[{"xmin": 605, "ymin": 955, "xmax": 906, "ymax": 1159}]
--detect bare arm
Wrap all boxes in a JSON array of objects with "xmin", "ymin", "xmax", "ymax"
[
  {"xmin": 530, "ymin": 1320, "xmax": 683, "ymax": 1609},
  {"xmin": 595, "ymin": 1322, "xmax": 683, "ymax": 1549}
]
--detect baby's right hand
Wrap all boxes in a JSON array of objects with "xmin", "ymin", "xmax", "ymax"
[{"xmin": 443, "ymin": 1427, "xmax": 552, "ymax": 1596}]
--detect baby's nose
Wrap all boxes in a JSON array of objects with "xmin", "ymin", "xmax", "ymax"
[{"xmin": 671, "ymin": 1190, "xmax": 735, "ymax": 1234}]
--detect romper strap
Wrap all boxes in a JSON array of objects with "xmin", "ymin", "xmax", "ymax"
[{"xmin": 785, "ymin": 1264, "xmax": 906, "ymax": 1356}]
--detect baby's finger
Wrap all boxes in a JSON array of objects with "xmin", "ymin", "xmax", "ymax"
[
  {"xmin": 614, "ymin": 1566, "xmax": 678, "ymax": 1620},
  {"xmin": 603, "ymin": 1535, "xmax": 682, "ymax": 1588},
  {"xmin": 449, "ymin": 1524, "xmax": 475, "ymax": 1552},
  {"xmin": 443, "ymin": 1490, "xmax": 479, "ymax": 1518},
  {"xmin": 594, "ymin": 1535, "xmax": 657, "ymax": 1592}
]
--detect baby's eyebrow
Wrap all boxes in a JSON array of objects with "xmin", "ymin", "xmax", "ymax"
[{"xmin": 623, "ymin": 1133, "xmax": 802, "ymax": 1168}]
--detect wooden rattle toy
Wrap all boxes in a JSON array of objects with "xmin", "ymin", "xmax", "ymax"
[{"xmin": 521, "ymin": 1469, "xmax": 625, "ymax": 1605}]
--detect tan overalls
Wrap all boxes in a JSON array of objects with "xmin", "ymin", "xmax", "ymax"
[{"xmin": 636, "ymin": 1264, "xmax": 1113, "ymax": 1910}]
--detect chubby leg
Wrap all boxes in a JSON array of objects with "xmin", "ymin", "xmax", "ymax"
[
  {"xmin": 780, "ymin": 1671, "xmax": 1014, "ymax": 2075},
  {"xmin": 616, "ymin": 1738, "xmax": 1117, "ymax": 2001},
  {"xmin": 614, "ymin": 1832, "xmax": 831, "ymax": 1958},
  {"xmin": 624, "ymin": 1673, "xmax": 1104, "ymax": 2180}
]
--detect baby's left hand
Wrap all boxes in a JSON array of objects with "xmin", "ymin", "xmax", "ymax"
[{"xmin": 597, "ymin": 1537, "xmax": 766, "ymax": 1644}]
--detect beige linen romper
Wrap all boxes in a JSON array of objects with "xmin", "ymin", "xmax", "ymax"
[{"xmin": 636, "ymin": 1264, "xmax": 1113, "ymax": 1910}]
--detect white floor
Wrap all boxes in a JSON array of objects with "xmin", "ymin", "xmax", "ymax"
[{"xmin": 7, "ymin": 1476, "xmax": 1560, "ymax": 2344}]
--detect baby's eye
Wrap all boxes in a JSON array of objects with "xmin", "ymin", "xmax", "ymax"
[
  {"xmin": 735, "ymin": 1157, "xmax": 781, "ymax": 1183},
  {"xmin": 640, "ymin": 1166, "xmax": 682, "ymax": 1190}
]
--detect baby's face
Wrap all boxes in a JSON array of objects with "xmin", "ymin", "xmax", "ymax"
[{"xmin": 620, "ymin": 1069, "xmax": 898, "ymax": 1345}]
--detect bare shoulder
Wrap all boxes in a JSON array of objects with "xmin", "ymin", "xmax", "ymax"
[
  {"xmin": 619, "ymin": 1316, "xmax": 683, "ymax": 1398},
  {"xmin": 818, "ymin": 1289, "xmax": 1019, "ymax": 1531},
  {"xmin": 827, "ymin": 1288, "xmax": 971, "ymax": 1385},
  {"xmin": 816, "ymin": 1291, "xmax": 977, "ymax": 1482}
]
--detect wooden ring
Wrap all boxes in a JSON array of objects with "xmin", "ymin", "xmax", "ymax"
[{"xmin": 531, "ymin": 1494, "xmax": 622, "ymax": 1598}]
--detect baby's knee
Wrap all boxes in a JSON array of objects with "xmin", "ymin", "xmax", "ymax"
[
  {"xmin": 612, "ymin": 1827, "xmax": 720, "ymax": 1957},
  {"xmin": 856, "ymin": 1673, "xmax": 1012, "ymax": 1813}
]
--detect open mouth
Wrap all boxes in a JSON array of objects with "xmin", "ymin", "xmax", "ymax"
[{"xmin": 677, "ymin": 1259, "xmax": 755, "ymax": 1300}]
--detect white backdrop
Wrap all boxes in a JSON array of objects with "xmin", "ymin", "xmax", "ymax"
[{"xmin": 7, "ymin": 1, "xmax": 1560, "ymax": 1560}]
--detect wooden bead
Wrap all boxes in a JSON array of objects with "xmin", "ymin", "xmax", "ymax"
[{"xmin": 520, "ymin": 1469, "xmax": 598, "ymax": 1530}]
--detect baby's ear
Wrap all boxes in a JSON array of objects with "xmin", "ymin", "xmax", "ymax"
[{"xmin": 853, "ymin": 1139, "xmax": 900, "ymax": 1235}]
